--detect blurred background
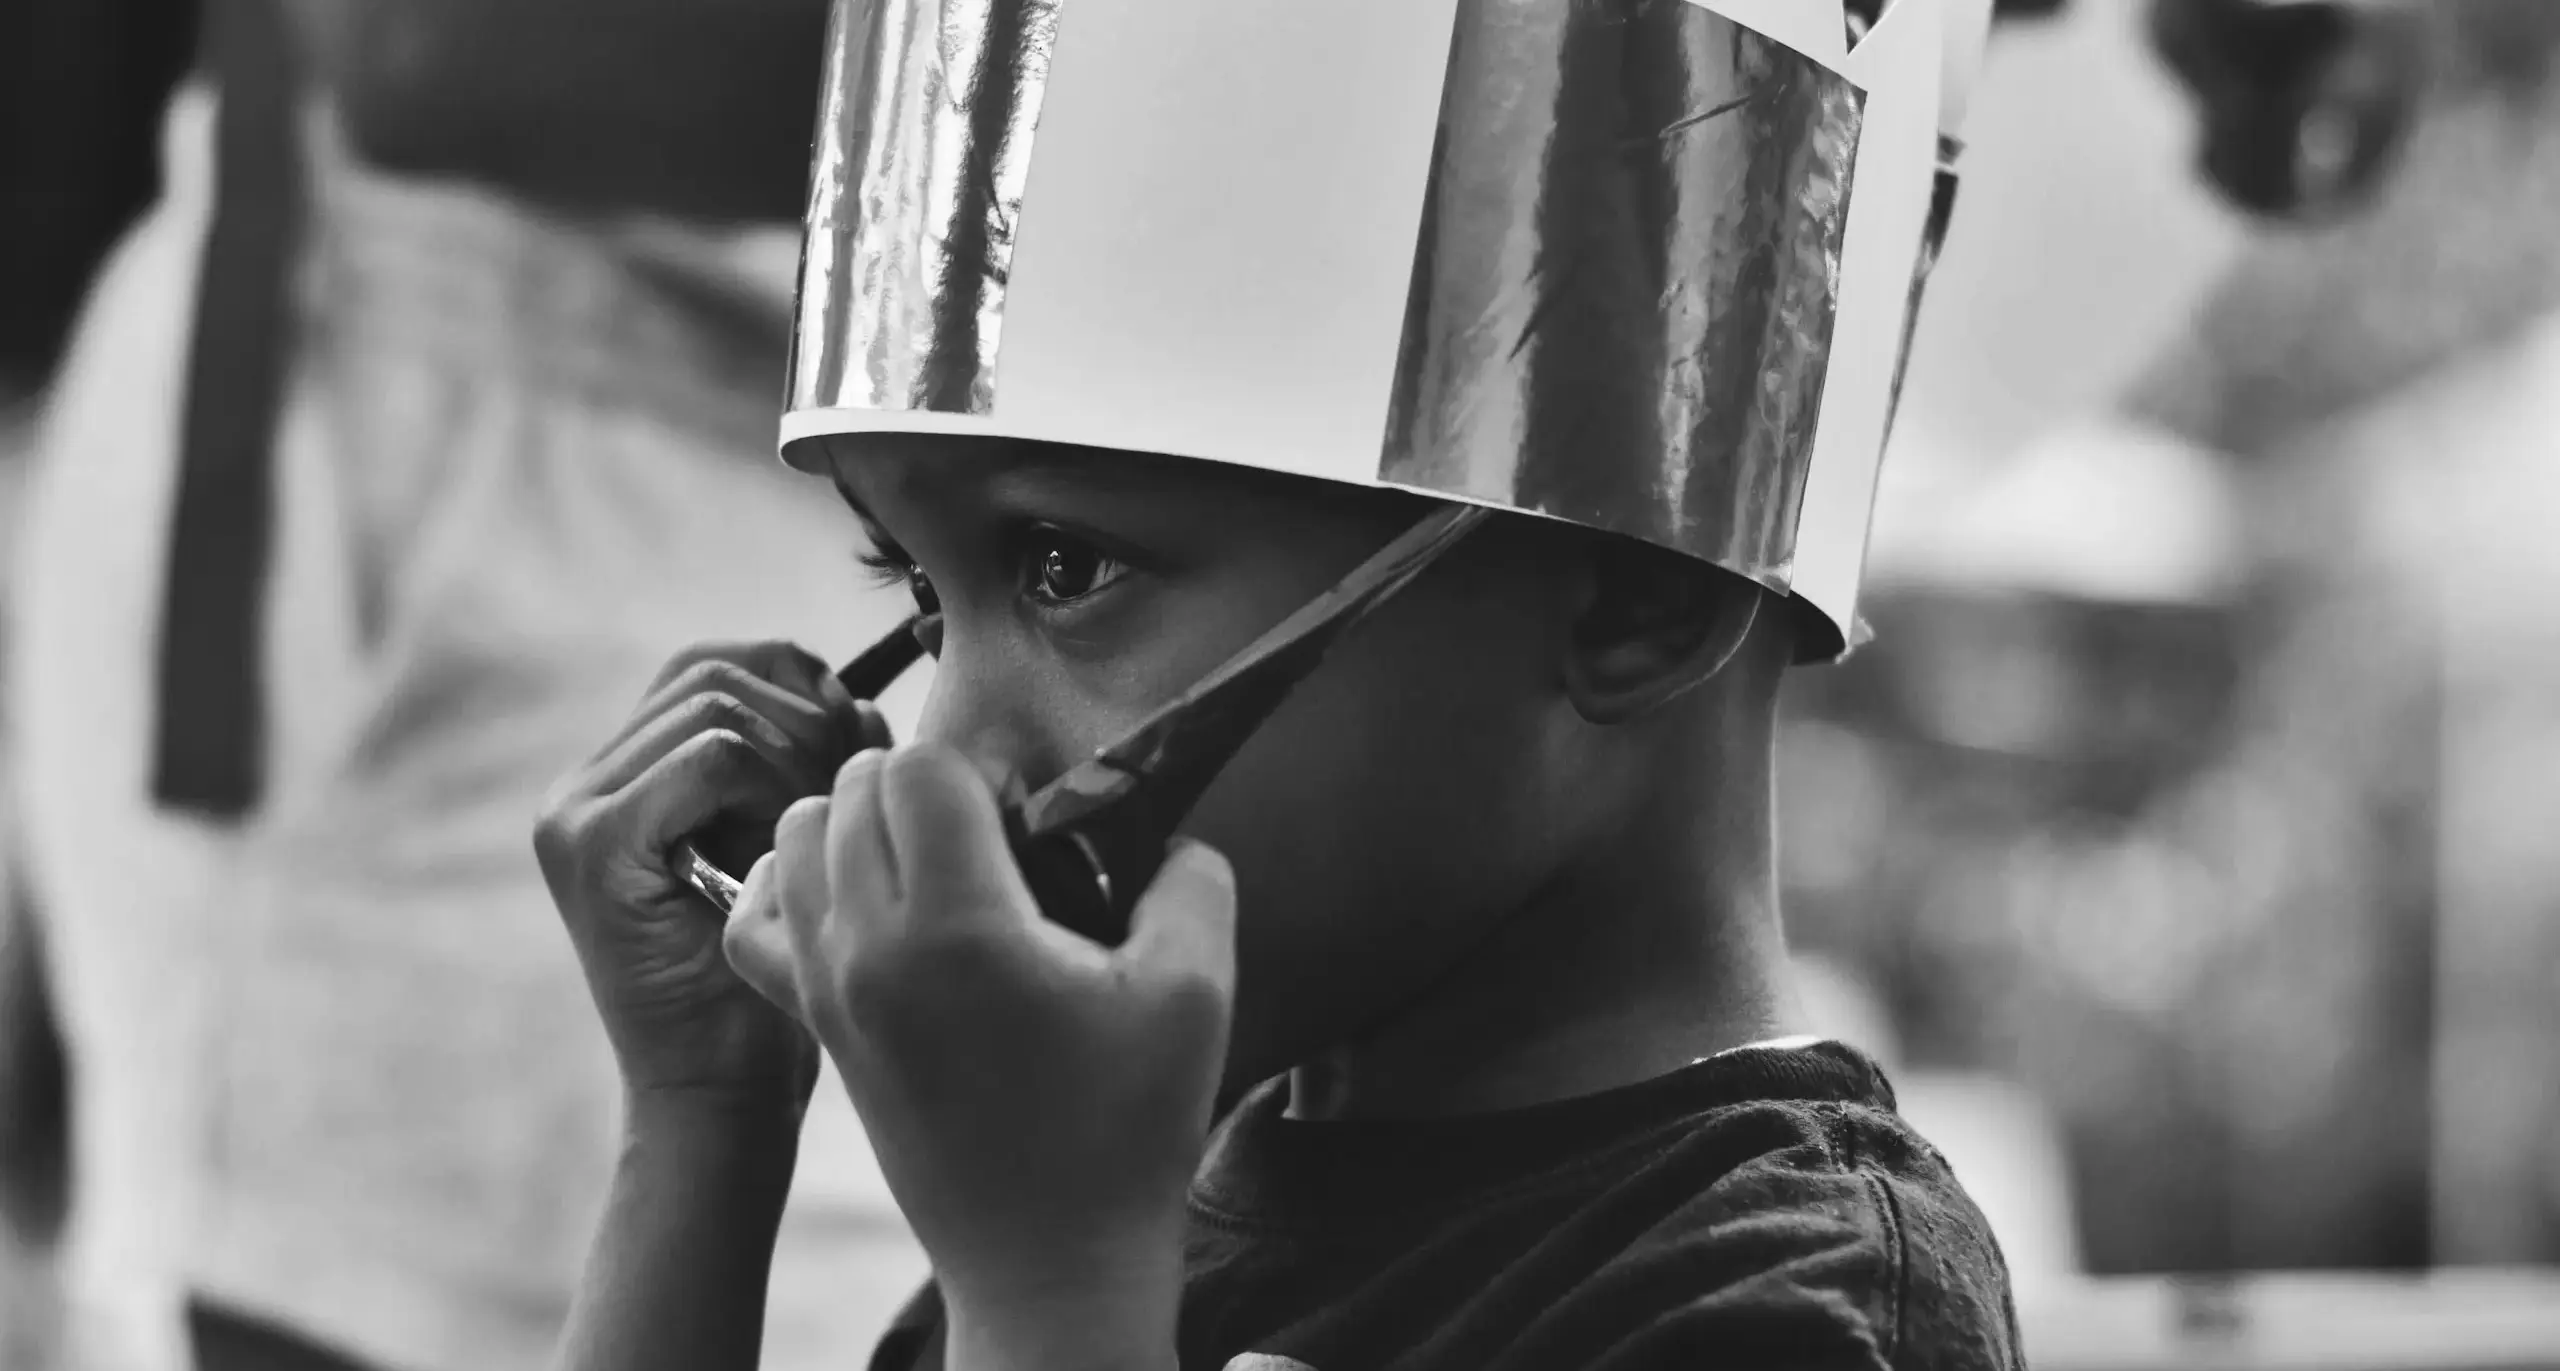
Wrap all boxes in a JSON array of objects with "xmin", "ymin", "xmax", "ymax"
[
  {"xmin": 5, "ymin": 0, "xmax": 2559, "ymax": 1369},
  {"xmin": 1779, "ymin": 0, "xmax": 2560, "ymax": 1364}
]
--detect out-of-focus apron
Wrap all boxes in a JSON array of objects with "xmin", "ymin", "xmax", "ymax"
[{"xmin": 9, "ymin": 83, "xmax": 927, "ymax": 1371}]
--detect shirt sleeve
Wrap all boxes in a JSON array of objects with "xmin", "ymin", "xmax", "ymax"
[{"xmin": 1539, "ymin": 1156, "xmax": 2026, "ymax": 1371}]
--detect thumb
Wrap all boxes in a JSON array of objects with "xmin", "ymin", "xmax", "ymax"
[
  {"xmin": 721, "ymin": 852, "xmax": 802, "ymax": 1020},
  {"xmin": 1117, "ymin": 838, "xmax": 1238, "ymax": 996}
]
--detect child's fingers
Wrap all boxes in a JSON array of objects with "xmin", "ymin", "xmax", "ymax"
[
  {"xmin": 818, "ymin": 750, "xmax": 902, "ymax": 938},
  {"xmin": 636, "ymin": 640, "xmax": 828, "ymax": 709},
  {"xmin": 721, "ymin": 852, "xmax": 802, "ymax": 1019},
  {"xmin": 850, "ymin": 698, "xmax": 896, "ymax": 754},
  {"xmin": 770, "ymin": 794, "xmax": 836, "ymax": 933},
  {"xmin": 876, "ymin": 745, "xmax": 1035, "ymax": 927},
  {"xmin": 593, "ymin": 643, "xmax": 832, "ymax": 761},
  {"xmin": 729, "ymin": 793, "xmax": 842, "ymax": 1024},
  {"xmin": 1116, "ymin": 838, "xmax": 1238, "ymax": 999},
  {"xmin": 592, "ymin": 728, "xmax": 805, "ymax": 881},
  {"xmin": 588, "ymin": 674, "xmax": 834, "ymax": 800}
]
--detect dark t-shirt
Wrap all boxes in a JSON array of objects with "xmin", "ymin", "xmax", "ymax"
[{"xmin": 868, "ymin": 1041, "xmax": 2024, "ymax": 1370}]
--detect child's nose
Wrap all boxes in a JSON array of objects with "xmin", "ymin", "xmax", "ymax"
[{"xmin": 910, "ymin": 668, "xmax": 1065, "ymax": 803}]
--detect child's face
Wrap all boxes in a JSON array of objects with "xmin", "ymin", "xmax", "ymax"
[{"xmin": 829, "ymin": 437, "xmax": 1585, "ymax": 1090}]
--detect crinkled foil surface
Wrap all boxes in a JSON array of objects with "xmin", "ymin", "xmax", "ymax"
[
  {"xmin": 1381, "ymin": 0, "xmax": 1866, "ymax": 588},
  {"xmin": 790, "ymin": 0, "xmax": 1062, "ymax": 417}
]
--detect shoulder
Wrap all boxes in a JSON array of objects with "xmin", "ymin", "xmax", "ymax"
[{"xmin": 1545, "ymin": 1090, "xmax": 2025, "ymax": 1371}]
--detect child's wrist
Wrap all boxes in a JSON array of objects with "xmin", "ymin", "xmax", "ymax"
[{"xmin": 621, "ymin": 1084, "xmax": 806, "ymax": 1164}]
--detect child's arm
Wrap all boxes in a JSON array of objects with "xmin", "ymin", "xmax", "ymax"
[
  {"xmin": 553, "ymin": 1096, "xmax": 801, "ymax": 1371},
  {"xmin": 533, "ymin": 640, "xmax": 886, "ymax": 1371}
]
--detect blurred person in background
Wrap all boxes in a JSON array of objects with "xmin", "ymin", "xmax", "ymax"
[
  {"xmin": 1796, "ymin": 0, "xmax": 2560, "ymax": 1342},
  {"xmin": 2, "ymin": 5, "xmax": 193, "ymax": 1361},
  {"xmin": 2128, "ymin": 0, "xmax": 2560, "ymax": 1269},
  {"xmin": 1768, "ymin": 8, "xmax": 2560, "ymax": 1365},
  {"xmin": 0, "ymin": 1, "xmax": 923, "ymax": 1369}
]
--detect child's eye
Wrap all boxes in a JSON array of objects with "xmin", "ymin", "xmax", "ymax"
[{"xmin": 1022, "ymin": 529, "xmax": 1127, "ymax": 607}]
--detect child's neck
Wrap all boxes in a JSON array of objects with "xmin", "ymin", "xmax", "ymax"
[{"xmin": 1284, "ymin": 766, "xmax": 1795, "ymax": 1123}]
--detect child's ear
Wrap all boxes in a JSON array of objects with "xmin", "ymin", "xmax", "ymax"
[{"xmin": 1561, "ymin": 541, "xmax": 1767, "ymax": 725}]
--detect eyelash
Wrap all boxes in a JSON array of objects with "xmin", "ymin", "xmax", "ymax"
[{"xmin": 853, "ymin": 545, "xmax": 916, "ymax": 591}]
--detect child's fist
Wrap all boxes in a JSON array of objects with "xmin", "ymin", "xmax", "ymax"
[
  {"xmin": 534, "ymin": 641, "xmax": 884, "ymax": 1112},
  {"xmin": 723, "ymin": 744, "xmax": 1234, "ymax": 1329}
]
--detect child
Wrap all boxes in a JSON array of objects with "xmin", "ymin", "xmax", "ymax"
[{"xmin": 535, "ymin": 0, "xmax": 2026, "ymax": 1367}]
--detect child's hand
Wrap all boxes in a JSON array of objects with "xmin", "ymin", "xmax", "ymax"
[
  {"xmin": 723, "ymin": 745, "xmax": 1234, "ymax": 1355},
  {"xmin": 534, "ymin": 641, "xmax": 883, "ymax": 1113}
]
